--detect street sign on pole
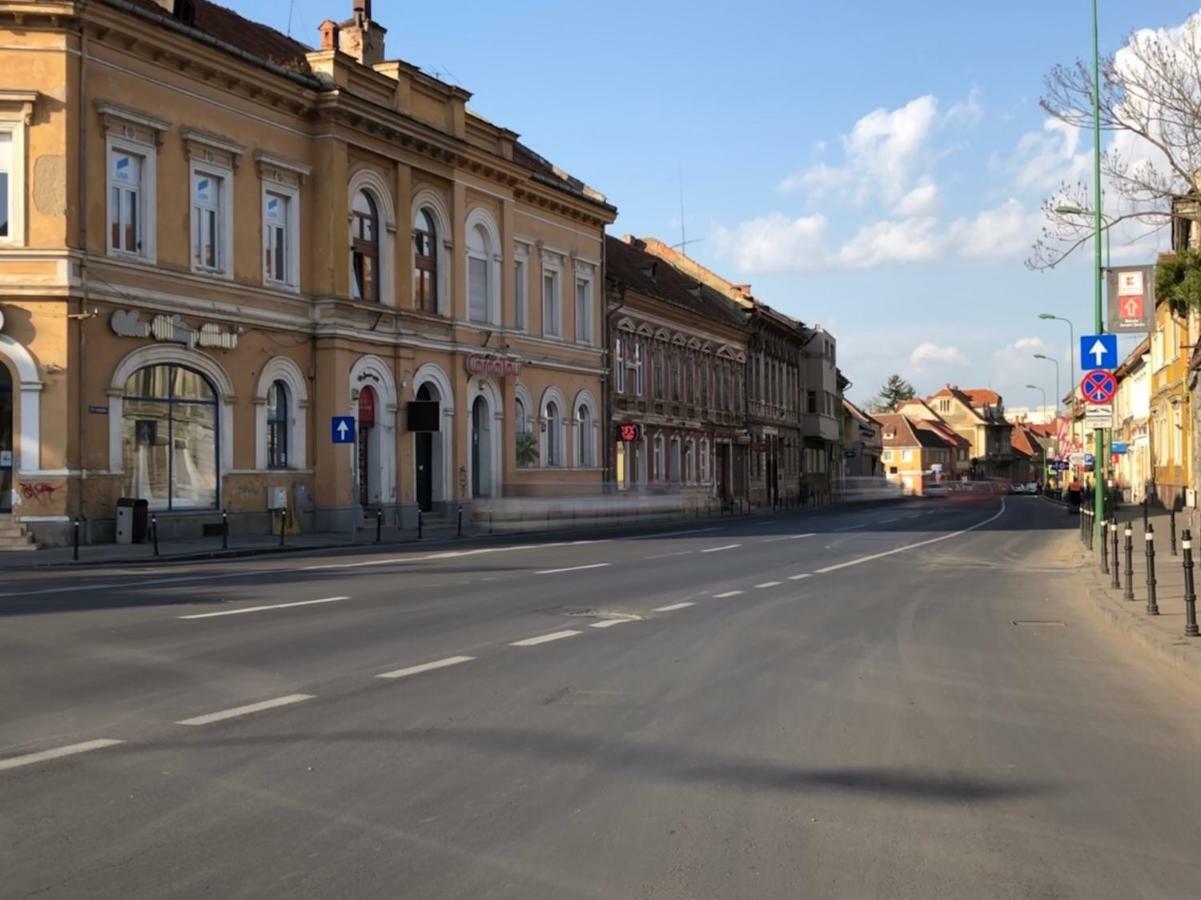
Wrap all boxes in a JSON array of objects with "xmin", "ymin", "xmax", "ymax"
[
  {"xmin": 1081, "ymin": 370, "xmax": 1117, "ymax": 404},
  {"xmin": 331, "ymin": 416, "xmax": 355, "ymax": 444},
  {"xmin": 1107, "ymin": 266, "xmax": 1155, "ymax": 333},
  {"xmin": 1080, "ymin": 333, "xmax": 1118, "ymax": 371},
  {"xmin": 1084, "ymin": 404, "xmax": 1113, "ymax": 427}
]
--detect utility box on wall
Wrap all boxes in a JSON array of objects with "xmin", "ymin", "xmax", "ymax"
[{"xmin": 267, "ymin": 486, "xmax": 288, "ymax": 510}]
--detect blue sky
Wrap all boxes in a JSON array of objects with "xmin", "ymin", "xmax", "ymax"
[{"xmin": 230, "ymin": 0, "xmax": 1199, "ymax": 409}]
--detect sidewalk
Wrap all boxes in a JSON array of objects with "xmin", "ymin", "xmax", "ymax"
[{"xmin": 1074, "ymin": 505, "xmax": 1201, "ymax": 685}]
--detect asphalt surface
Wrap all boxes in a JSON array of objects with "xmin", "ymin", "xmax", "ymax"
[{"xmin": 3, "ymin": 495, "xmax": 1201, "ymax": 898}]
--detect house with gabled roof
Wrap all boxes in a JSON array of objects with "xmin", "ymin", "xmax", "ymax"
[{"xmin": 922, "ymin": 386, "xmax": 1016, "ymax": 480}]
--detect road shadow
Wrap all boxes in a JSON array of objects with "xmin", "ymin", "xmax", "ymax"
[{"xmin": 151, "ymin": 725, "xmax": 1057, "ymax": 805}]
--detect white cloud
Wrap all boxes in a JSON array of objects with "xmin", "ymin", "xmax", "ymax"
[
  {"xmin": 945, "ymin": 87, "xmax": 983, "ymax": 127},
  {"xmin": 836, "ymin": 217, "xmax": 941, "ymax": 268},
  {"xmin": 947, "ymin": 199, "xmax": 1042, "ymax": 261},
  {"xmin": 711, "ymin": 213, "xmax": 829, "ymax": 275},
  {"xmin": 779, "ymin": 95, "xmax": 939, "ymax": 203},
  {"xmin": 1013, "ymin": 336, "xmax": 1046, "ymax": 352},
  {"xmin": 892, "ymin": 181, "xmax": 939, "ymax": 217},
  {"xmin": 1005, "ymin": 119, "xmax": 1091, "ymax": 194},
  {"xmin": 910, "ymin": 342, "xmax": 967, "ymax": 367}
]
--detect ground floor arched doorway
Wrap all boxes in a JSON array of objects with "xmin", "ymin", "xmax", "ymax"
[
  {"xmin": 471, "ymin": 394, "xmax": 493, "ymax": 498},
  {"xmin": 415, "ymin": 383, "xmax": 435, "ymax": 512}
]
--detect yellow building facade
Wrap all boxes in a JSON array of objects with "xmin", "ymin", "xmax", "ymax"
[
  {"xmin": 1149, "ymin": 298, "xmax": 1191, "ymax": 509},
  {"xmin": 0, "ymin": 0, "xmax": 615, "ymax": 544}
]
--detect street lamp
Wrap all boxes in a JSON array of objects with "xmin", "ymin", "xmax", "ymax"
[
  {"xmin": 1033, "ymin": 353, "xmax": 1060, "ymax": 419},
  {"xmin": 1038, "ymin": 311, "xmax": 1078, "ymax": 472},
  {"xmin": 1053, "ymin": 205, "xmax": 1111, "ymax": 269},
  {"xmin": 1027, "ymin": 384, "xmax": 1051, "ymax": 490}
]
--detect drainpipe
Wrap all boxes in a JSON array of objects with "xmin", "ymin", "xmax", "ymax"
[
  {"xmin": 76, "ymin": 22, "xmax": 89, "ymax": 538},
  {"xmin": 603, "ymin": 272, "xmax": 626, "ymax": 491}
]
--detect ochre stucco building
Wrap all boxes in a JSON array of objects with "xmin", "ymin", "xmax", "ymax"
[{"xmin": 0, "ymin": 0, "xmax": 615, "ymax": 544}]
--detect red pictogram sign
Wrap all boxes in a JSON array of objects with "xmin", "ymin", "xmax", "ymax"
[
  {"xmin": 1081, "ymin": 370, "xmax": 1117, "ymax": 404},
  {"xmin": 616, "ymin": 423, "xmax": 641, "ymax": 442}
]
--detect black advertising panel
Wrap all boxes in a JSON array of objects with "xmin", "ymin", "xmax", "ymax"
[{"xmin": 407, "ymin": 400, "xmax": 440, "ymax": 432}]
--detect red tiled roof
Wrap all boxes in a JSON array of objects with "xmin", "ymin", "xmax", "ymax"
[
  {"xmin": 963, "ymin": 388, "xmax": 1002, "ymax": 407},
  {"xmin": 909, "ymin": 418, "xmax": 959, "ymax": 450},
  {"xmin": 116, "ymin": 0, "xmax": 312, "ymax": 69},
  {"xmin": 1011, "ymin": 425, "xmax": 1039, "ymax": 458},
  {"xmin": 605, "ymin": 236, "xmax": 745, "ymax": 329}
]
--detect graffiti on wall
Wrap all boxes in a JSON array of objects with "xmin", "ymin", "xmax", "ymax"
[{"xmin": 19, "ymin": 482, "xmax": 58, "ymax": 503}]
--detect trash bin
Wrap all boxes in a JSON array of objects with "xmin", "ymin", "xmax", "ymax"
[{"xmin": 116, "ymin": 497, "xmax": 149, "ymax": 544}]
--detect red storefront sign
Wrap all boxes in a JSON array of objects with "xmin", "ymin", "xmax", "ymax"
[
  {"xmin": 616, "ymin": 423, "xmax": 641, "ymax": 442},
  {"xmin": 358, "ymin": 386, "xmax": 376, "ymax": 426},
  {"xmin": 465, "ymin": 354, "xmax": 522, "ymax": 377}
]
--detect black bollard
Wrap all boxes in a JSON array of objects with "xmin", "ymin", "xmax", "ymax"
[
  {"xmin": 1170, "ymin": 508, "xmax": 1178, "ymax": 556},
  {"xmin": 1087, "ymin": 511, "xmax": 1095, "ymax": 551},
  {"xmin": 1145, "ymin": 524, "xmax": 1159, "ymax": 615},
  {"xmin": 1123, "ymin": 523, "xmax": 1135, "ymax": 601},
  {"xmin": 1142, "ymin": 496, "xmax": 1149, "ymax": 530},
  {"xmin": 279, "ymin": 508, "xmax": 286, "ymax": 547},
  {"xmin": 152, "ymin": 513, "xmax": 159, "ymax": 557},
  {"xmin": 1110, "ymin": 519, "xmax": 1120, "ymax": 589},
  {"xmin": 376, "ymin": 507, "xmax": 383, "ymax": 544},
  {"xmin": 1184, "ymin": 530, "xmax": 1199, "ymax": 638},
  {"xmin": 457, "ymin": 505, "xmax": 463, "ymax": 538},
  {"xmin": 1100, "ymin": 515, "xmax": 1109, "ymax": 574},
  {"xmin": 73, "ymin": 516, "xmax": 80, "ymax": 562},
  {"xmin": 222, "ymin": 509, "xmax": 229, "ymax": 550},
  {"xmin": 417, "ymin": 509, "xmax": 423, "ymax": 540}
]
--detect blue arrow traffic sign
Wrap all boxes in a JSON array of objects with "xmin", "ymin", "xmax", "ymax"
[
  {"xmin": 1080, "ymin": 333, "xmax": 1117, "ymax": 370},
  {"xmin": 331, "ymin": 416, "xmax": 355, "ymax": 444}
]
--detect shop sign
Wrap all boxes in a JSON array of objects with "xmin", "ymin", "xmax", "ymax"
[
  {"xmin": 110, "ymin": 310, "xmax": 239, "ymax": 350},
  {"xmin": 465, "ymin": 354, "xmax": 521, "ymax": 377},
  {"xmin": 615, "ymin": 423, "xmax": 641, "ymax": 442}
]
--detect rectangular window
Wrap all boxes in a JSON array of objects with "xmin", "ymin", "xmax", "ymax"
[
  {"xmin": 700, "ymin": 361, "xmax": 709, "ymax": 407},
  {"xmin": 883, "ymin": 449, "xmax": 892, "ymax": 461},
  {"xmin": 902, "ymin": 449, "xmax": 913, "ymax": 462},
  {"xmin": 542, "ymin": 269, "xmax": 560, "ymax": 337},
  {"xmin": 575, "ymin": 278, "xmax": 593, "ymax": 344},
  {"xmin": 807, "ymin": 390, "xmax": 817, "ymax": 414},
  {"xmin": 0, "ymin": 132, "xmax": 9, "ymax": 239},
  {"xmin": 633, "ymin": 343, "xmax": 644, "ymax": 397},
  {"xmin": 654, "ymin": 350, "xmax": 665, "ymax": 400},
  {"xmin": 192, "ymin": 170, "xmax": 223, "ymax": 271},
  {"xmin": 263, "ymin": 190, "xmax": 291, "ymax": 285},
  {"xmin": 110, "ymin": 148, "xmax": 144, "ymax": 255},
  {"xmin": 469, "ymin": 256, "xmax": 489, "ymax": 322},
  {"xmin": 614, "ymin": 336, "xmax": 626, "ymax": 394},
  {"xmin": 514, "ymin": 258, "xmax": 527, "ymax": 331}
]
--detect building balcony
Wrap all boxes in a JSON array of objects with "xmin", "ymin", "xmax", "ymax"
[{"xmin": 802, "ymin": 413, "xmax": 841, "ymax": 443}]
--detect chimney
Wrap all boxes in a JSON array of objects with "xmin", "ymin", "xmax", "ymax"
[
  {"xmin": 338, "ymin": 0, "xmax": 387, "ymax": 66},
  {"xmin": 319, "ymin": 19, "xmax": 339, "ymax": 50}
]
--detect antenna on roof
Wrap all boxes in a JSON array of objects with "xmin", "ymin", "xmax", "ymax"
[
  {"xmin": 286, "ymin": 0, "xmax": 295, "ymax": 36},
  {"xmin": 671, "ymin": 164, "xmax": 704, "ymax": 251}
]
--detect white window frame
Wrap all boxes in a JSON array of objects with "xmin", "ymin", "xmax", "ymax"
[
  {"xmin": 189, "ymin": 158, "xmax": 234, "ymax": 278},
  {"xmin": 653, "ymin": 434, "xmax": 665, "ymax": 482},
  {"xmin": 0, "ymin": 93, "xmax": 34, "ymax": 247},
  {"xmin": 541, "ymin": 251, "xmax": 563, "ymax": 338},
  {"xmin": 634, "ymin": 341, "xmax": 645, "ymax": 397},
  {"xmin": 614, "ymin": 335, "xmax": 627, "ymax": 394},
  {"xmin": 513, "ymin": 241, "xmax": 531, "ymax": 332},
  {"xmin": 902, "ymin": 449, "xmax": 913, "ymax": 462},
  {"xmin": 465, "ymin": 208, "xmax": 501, "ymax": 325},
  {"xmin": 261, "ymin": 180, "xmax": 300, "ymax": 290},
  {"xmin": 574, "ymin": 262, "xmax": 595, "ymax": 345},
  {"xmin": 106, "ymin": 135, "xmax": 156, "ymax": 262}
]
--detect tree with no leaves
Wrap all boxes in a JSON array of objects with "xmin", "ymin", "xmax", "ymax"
[
  {"xmin": 1027, "ymin": 14, "xmax": 1201, "ymax": 271},
  {"xmin": 873, "ymin": 374, "xmax": 916, "ymax": 412}
]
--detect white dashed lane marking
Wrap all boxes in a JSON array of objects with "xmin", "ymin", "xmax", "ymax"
[
  {"xmin": 178, "ymin": 596, "xmax": 348, "ymax": 620},
  {"xmin": 590, "ymin": 619, "xmax": 637, "ymax": 629},
  {"xmin": 701, "ymin": 544, "xmax": 741, "ymax": 554},
  {"xmin": 760, "ymin": 533, "xmax": 816, "ymax": 543},
  {"xmin": 377, "ymin": 656, "xmax": 475, "ymax": 680},
  {"xmin": 713, "ymin": 590, "xmax": 744, "ymax": 598},
  {"xmin": 175, "ymin": 694, "xmax": 314, "ymax": 727},
  {"xmin": 835, "ymin": 524, "xmax": 866, "ymax": 532},
  {"xmin": 510, "ymin": 630, "xmax": 581, "ymax": 647},
  {"xmin": 788, "ymin": 573, "xmax": 813, "ymax": 581},
  {"xmin": 653, "ymin": 602, "xmax": 695, "ymax": 612},
  {"xmin": 755, "ymin": 581, "xmax": 781, "ymax": 589},
  {"xmin": 535, "ymin": 563, "xmax": 611, "ymax": 575},
  {"xmin": 0, "ymin": 739, "xmax": 124, "ymax": 773}
]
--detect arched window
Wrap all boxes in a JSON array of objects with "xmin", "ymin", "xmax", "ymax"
[
  {"xmin": 700, "ymin": 439, "xmax": 710, "ymax": 483},
  {"xmin": 121, "ymin": 364, "xmax": 218, "ymax": 510},
  {"xmin": 467, "ymin": 222, "xmax": 492, "ymax": 323},
  {"xmin": 576, "ymin": 404, "xmax": 594, "ymax": 467},
  {"xmin": 515, "ymin": 396, "xmax": 537, "ymax": 468},
  {"xmin": 545, "ymin": 400, "xmax": 561, "ymax": 467},
  {"xmin": 685, "ymin": 439, "xmax": 695, "ymax": 483},
  {"xmin": 266, "ymin": 380, "xmax": 288, "ymax": 469},
  {"xmin": 670, "ymin": 436, "xmax": 682, "ymax": 483},
  {"xmin": 653, "ymin": 434, "xmax": 665, "ymax": 481},
  {"xmin": 413, "ymin": 207, "xmax": 438, "ymax": 313},
  {"xmin": 351, "ymin": 190, "xmax": 379, "ymax": 301}
]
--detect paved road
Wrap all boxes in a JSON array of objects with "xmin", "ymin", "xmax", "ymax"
[{"xmin": 3, "ymin": 496, "xmax": 1201, "ymax": 898}]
